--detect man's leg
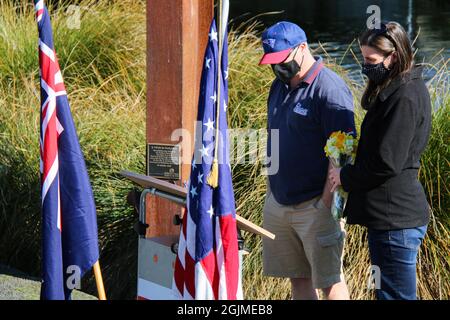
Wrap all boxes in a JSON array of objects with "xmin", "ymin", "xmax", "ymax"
[
  {"xmin": 322, "ymin": 220, "xmax": 349, "ymax": 300},
  {"xmin": 300, "ymin": 198, "xmax": 349, "ymax": 299},
  {"xmin": 262, "ymin": 192, "xmax": 313, "ymax": 297},
  {"xmin": 290, "ymin": 278, "xmax": 318, "ymax": 300},
  {"xmin": 321, "ymin": 278, "xmax": 349, "ymax": 300}
]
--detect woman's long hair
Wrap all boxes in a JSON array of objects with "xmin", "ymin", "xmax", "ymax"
[{"xmin": 360, "ymin": 22, "xmax": 414, "ymax": 109}]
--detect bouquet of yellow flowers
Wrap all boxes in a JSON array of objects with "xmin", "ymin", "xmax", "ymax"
[{"xmin": 324, "ymin": 131, "xmax": 358, "ymax": 220}]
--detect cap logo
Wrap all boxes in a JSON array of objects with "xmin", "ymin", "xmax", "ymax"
[{"xmin": 262, "ymin": 38, "xmax": 276, "ymax": 48}]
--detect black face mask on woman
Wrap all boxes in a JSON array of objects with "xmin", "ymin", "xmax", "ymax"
[
  {"xmin": 361, "ymin": 55, "xmax": 392, "ymax": 85},
  {"xmin": 271, "ymin": 46, "xmax": 303, "ymax": 84}
]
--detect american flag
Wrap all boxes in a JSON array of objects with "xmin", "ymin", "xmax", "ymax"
[
  {"xmin": 172, "ymin": 14, "xmax": 242, "ymax": 300},
  {"xmin": 36, "ymin": 0, "xmax": 99, "ymax": 300}
]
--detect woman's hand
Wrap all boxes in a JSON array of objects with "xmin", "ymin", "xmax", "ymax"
[{"xmin": 329, "ymin": 167, "xmax": 342, "ymax": 193}]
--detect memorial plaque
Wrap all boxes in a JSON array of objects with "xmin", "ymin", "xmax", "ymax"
[{"xmin": 147, "ymin": 143, "xmax": 180, "ymax": 180}]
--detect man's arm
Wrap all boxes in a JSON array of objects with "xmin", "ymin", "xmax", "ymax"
[
  {"xmin": 321, "ymin": 161, "xmax": 333, "ymax": 208},
  {"xmin": 319, "ymin": 91, "xmax": 355, "ymax": 208}
]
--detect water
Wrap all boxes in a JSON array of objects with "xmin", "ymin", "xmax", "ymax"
[{"xmin": 229, "ymin": 0, "xmax": 449, "ymax": 85}]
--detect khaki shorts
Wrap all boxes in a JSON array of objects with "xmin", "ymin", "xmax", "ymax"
[{"xmin": 262, "ymin": 189, "xmax": 345, "ymax": 289}]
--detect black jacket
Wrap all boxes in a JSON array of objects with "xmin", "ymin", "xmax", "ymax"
[{"xmin": 340, "ymin": 66, "xmax": 431, "ymax": 230}]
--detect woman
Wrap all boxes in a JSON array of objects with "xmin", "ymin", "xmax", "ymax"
[{"xmin": 328, "ymin": 22, "xmax": 432, "ymax": 300}]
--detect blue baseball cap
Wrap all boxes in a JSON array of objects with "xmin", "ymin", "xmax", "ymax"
[{"xmin": 259, "ymin": 21, "xmax": 307, "ymax": 65}]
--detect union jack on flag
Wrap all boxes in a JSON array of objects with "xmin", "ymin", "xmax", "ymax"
[
  {"xmin": 172, "ymin": 13, "xmax": 243, "ymax": 299},
  {"xmin": 36, "ymin": 0, "xmax": 99, "ymax": 300}
]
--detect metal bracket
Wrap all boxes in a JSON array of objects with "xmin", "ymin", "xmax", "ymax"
[{"xmin": 137, "ymin": 188, "xmax": 156, "ymax": 238}]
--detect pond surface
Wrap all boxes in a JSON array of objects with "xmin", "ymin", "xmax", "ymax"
[{"xmin": 229, "ymin": 0, "xmax": 449, "ymax": 85}]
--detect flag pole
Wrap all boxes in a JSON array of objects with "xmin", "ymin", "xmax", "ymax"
[
  {"xmin": 93, "ymin": 260, "xmax": 107, "ymax": 300},
  {"xmin": 206, "ymin": 0, "xmax": 223, "ymax": 188}
]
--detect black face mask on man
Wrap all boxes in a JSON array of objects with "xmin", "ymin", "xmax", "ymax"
[
  {"xmin": 271, "ymin": 46, "xmax": 303, "ymax": 84},
  {"xmin": 361, "ymin": 55, "xmax": 392, "ymax": 85}
]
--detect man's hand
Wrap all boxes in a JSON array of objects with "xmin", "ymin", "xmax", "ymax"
[
  {"xmin": 329, "ymin": 167, "xmax": 342, "ymax": 193},
  {"xmin": 321, "ymin": 195, "xmax": 332, "ymax": 209},
  {"xmin": 320, "ymin": 162, "xmax": 334, "ymax": 209}
]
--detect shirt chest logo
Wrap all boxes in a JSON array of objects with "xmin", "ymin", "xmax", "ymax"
[{"xmin": 293, "ymin": 102, "xmax": 308, "ymax": 116}]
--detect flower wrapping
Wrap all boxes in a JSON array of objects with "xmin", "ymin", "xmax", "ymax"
[{"xmin": 324, "ymin": 131, "xmax": 358, "ymax": 220}]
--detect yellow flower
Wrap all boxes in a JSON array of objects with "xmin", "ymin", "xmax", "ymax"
[
  {"xmin": 324, "ymin": 131, "xmax": 359, "ymax": 163},
  {"xmin": 334, "ymin": 132, "xmax": 346, "ymax": 150}
]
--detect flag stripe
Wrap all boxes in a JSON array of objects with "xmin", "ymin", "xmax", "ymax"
[{"xmin": 215, "ymin": 216, "xmax": 227, "ymax": 299}]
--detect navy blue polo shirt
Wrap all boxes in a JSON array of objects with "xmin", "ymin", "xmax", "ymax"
[{"xmin": 267, "ymin": 56, "xmax": 356, "ymax": 205}]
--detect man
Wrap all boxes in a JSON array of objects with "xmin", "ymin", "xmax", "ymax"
[{"xmin": 260, "ymin": 21, "xmax": 356, "ymax": 300}]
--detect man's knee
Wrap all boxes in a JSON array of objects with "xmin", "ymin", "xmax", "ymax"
[
  {"xmin": 290, "ymin": 278, "xmax": 318, "ymax": 300},
  {"xmin": 321, "ymin": 280, "xmax": 349, "ymax": 300}
]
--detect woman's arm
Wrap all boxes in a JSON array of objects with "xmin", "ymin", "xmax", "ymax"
[{"xmin": 339, "ymin": 96, "xmax": 417, "ymax": 192}]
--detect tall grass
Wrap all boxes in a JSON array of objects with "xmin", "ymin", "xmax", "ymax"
[
  {"xmin": 0, "ymin": 0, "xmax": 146, "ymax": 299},
  {"xmin": 0, "ymin": 1, "xmax": 448, "ymax": 299}
]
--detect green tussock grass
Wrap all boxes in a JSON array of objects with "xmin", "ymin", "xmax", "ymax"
[
  {"xmin": 0, "ymin": 0, "xmax": 146, "ymax": 299},
  {"xmin": 0, "ymin": 1, "xmax": 448, "ymax": 299}
]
